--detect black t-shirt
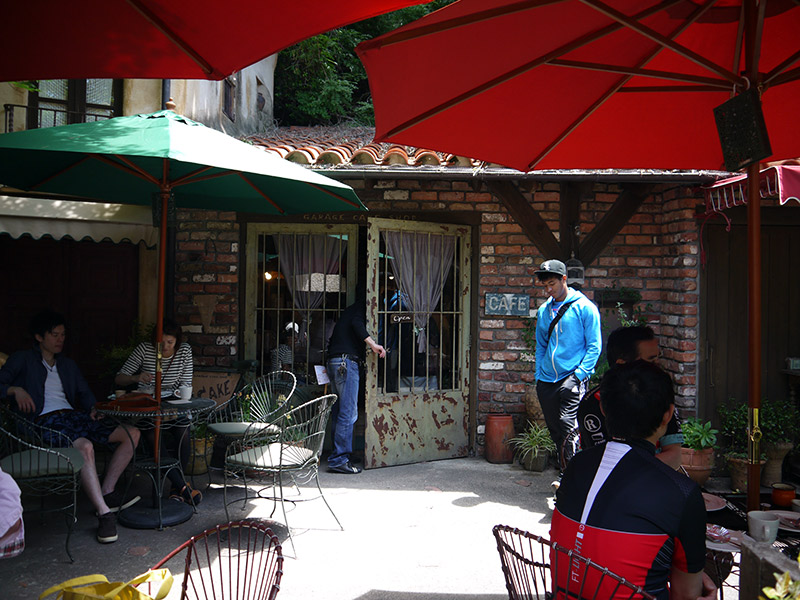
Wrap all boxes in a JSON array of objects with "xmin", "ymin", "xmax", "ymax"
[
  {"xmin": 551, "ymin": 439, "xmax": 706, "ymax": 600},
  {"xmin": 327, "ymin": 300, "xmax": 369, "ymax": 359},
  {"xmin": 578, "ymin": 387, "xmax": 684, "ymax": 451}
]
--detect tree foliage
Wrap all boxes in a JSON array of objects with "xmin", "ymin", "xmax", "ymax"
[{"xmin": 273, "ymin": 1, "xmax": 454, "ymax": 126}]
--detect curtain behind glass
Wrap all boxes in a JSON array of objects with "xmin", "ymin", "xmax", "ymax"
[
  {"xmin": 382, "ymin": 230, "xmax": 455, "ymax": 351},
  {"xmin": 275, "ymin": 233, "xmax": 343, "ymax": 311}
]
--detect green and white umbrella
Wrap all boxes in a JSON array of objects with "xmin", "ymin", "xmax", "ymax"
[{"xmin": 0, "ymin": 110, "xmax": 365, "ymax": 419}]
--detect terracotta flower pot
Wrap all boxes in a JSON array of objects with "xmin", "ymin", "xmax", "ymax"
[
  {"xmin": 762, "ymin": 441, "xmax": 795, "ymax": 486},
  {"xmin": 680, "ymin": 447, "xmax": 714, "ymax": 487},
  {"xmin": 185, "ymin": 438, "xmax": 213, "ymax": 475},
  {"xmin": 727, "ymin": 455, "xmax": 767, "ymax": 493}
]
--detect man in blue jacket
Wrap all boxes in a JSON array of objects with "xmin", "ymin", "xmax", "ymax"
[{"xmin": 534, "ymin": 259, "xmax": 601, "ymax": 456}]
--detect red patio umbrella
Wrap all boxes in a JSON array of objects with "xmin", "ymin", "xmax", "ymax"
[
  {"xmin": 358, "ymin": 0, "xmax": 800, "ymax": 510},
  {"xmin": 1, "ymin": 0, "xmax": 427, "ymax": 81}
]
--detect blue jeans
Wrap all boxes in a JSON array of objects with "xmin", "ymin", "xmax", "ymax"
[{"xmin": 327, "ymin": 356, "xmax": 360, "ymax": 468}]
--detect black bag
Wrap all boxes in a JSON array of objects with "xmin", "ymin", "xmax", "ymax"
[{"xmin": 543, "ymin": 300, "xmax": 577, "ymax": 347}]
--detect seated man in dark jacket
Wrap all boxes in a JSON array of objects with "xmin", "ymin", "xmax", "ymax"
[
  {"xmin": 0, "ymin": 310, "xmax": 140, "ymax": 544},
  {"xmin": 552, "ymin": 361, "xmax": 714, "ymax": 600},
  {"xmin": 578, "ymin": 325, "xmax": 683, "ymax": 468}
]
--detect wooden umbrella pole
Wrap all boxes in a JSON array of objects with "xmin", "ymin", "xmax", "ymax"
[
  {"xmin": 746, "ymin": 162, "xmax": 763, "ymax": 512},
  {"xmin": 743, "ymin": 0, "xmax": 763, "ymax": 512},
  {"xmin": 153, "ymin": 181, "xmax": 170, "ymax": 463}
]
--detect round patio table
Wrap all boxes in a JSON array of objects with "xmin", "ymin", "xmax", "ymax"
[{"xmin": 96, "ymin": 397, "xmax": 215, "ymax": 530}]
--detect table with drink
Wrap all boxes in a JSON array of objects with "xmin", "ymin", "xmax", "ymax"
[
  {"xmin": 704, "ymin": 482, "xmax": 800, "ymax": 597},
  {"xmin": 96, "ymin": 387, "xmax": 215, "ymax": 529}
]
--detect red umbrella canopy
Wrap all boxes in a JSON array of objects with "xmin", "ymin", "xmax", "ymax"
[
  {"xmin": 358, "ymin": 0, "xmax": 800, "ymax": 171},
  {"xmin": 2, "ymin": 0, "xmax": 427, "ymax": 81}
]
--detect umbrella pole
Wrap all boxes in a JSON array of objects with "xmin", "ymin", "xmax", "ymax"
[
  {"xmin": 746, "ymin": 163, "xmax": 762, "ymax": 512},
  {"xmin": 153, "ymin": 186, "xmax": 169, "ymax": 463}
]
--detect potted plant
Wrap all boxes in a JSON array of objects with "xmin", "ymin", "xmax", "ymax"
[
  {"xmin": 184, "ymin": 422, "xmax": 214, "ymax": 476},
  {"xmin": 719, "ymin": 401, "xmax": 766, "ymax": 492},
  {"xmin": 509, "ymin": 421, "xmax": 556, "ymax": 472},
  {"xmin": 760, "ymin": 398, "xmax": 800, "ymax": 486},
  {"xmin": 680, "ymin": 417, "xmax": 718, "ymax": 486}
]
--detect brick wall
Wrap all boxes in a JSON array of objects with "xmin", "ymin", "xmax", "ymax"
[
  {"xmin": 174, "ymin": 209, "xmax": 240, "ymax": 369},
  {"xmin": 349, "ymin": 176, "xmax": 705, "ymax": 445},
  {"xmin": 172, "ymin": 178, "xmax": 705, "ymax": 449}
]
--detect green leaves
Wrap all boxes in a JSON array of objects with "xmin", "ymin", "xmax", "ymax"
[
  {"xmin": 509, "ymin": 421, "xmax": 556, "ymax": 461},
  {"xmin": 681, "ymin": 417, "xmax": 718, "ymax": 450}
]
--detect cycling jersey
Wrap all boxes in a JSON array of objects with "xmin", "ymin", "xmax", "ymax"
[{"xmin": 551, "ymin": 439, "xmax": 706, "ymax": 600}]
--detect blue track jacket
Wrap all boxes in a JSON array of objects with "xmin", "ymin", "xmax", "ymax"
[{"xmin": 535, "ymin": 287, "xmax": 601, "ymax": 383}]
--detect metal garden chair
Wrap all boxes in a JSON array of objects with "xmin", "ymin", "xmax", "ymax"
[
  {"xmin": 0, "ymin": 408, "xmax": 84, "ymax": 562},
  {"xmin": 207, "ymin": 370, "xmax": 296, "ymax": 444},
  {"xmin": 149, "ymin": 520, "xmax": 283, "ymax": 600},
  {"xmin": 223, "ymin": 393, "xmax": 341, "ymax": 556},
  {"xmin": 492, "ymin": 524, "xmax": 655, "ymax": 600}
]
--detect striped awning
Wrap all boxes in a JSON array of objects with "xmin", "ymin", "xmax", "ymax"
[
  {"xmin": 703, "ymin": 165, "xmax": 800, "ymax": 214},
  {"xmin": 0, "ymin": 195, "xmax": 157, "ymax": 246}
]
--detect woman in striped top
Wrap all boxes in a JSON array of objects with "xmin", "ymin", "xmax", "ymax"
[
  {"xmin": 114, "ymin": 320, "xmax": 201, "ymax": 505},
  {"xmin": 115, "ymin": 321, "xmax": 193, "ymax": 397}
]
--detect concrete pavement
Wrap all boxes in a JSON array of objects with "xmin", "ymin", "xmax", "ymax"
[{"xmin": 0, "ymin": 457, "xmax": 557, "ymax": 599}]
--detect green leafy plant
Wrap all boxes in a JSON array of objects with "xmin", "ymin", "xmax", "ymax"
[
  {"xmin": 762, "ymin": 557, "xmax": 800, "ymax": 600},
  {"xmin": 682, "ymin": 417, "xmax": 718, "ymax": 450},
  {"xmin": 97, "ymin": 320, "xmax": 155, "ymax": 380},
  {"xmin": 509, "ymin": 421, "xmax": 556, "ymax": 462},
  {"xmin": 718, "ymin": 400, "xmax": 749, "ymax": 456},
  {"xmin": 761, "ymin": 398, "xmax": 800, "ymax": 445}
]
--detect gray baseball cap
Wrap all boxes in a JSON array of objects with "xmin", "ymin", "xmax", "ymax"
[{"xmin": 534, "ymin": 259, "xmax": 567, "ymax": 277}]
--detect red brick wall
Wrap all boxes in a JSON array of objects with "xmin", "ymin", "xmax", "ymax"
[
  {"xmin": 172, "ymin": 179, "xmax": 705, "ymax": 448},
  {"xmin": 349, "ymin": 177, "xmax": 705, "ymax": 443},
  {"xmin": 174, "ymin": 209, "xmax": 240, "ymax": 369}
]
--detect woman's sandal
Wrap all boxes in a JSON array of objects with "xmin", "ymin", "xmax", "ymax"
[{"xmin": 180, "ymin": 484, "xmax": 202, "ymax": 505}]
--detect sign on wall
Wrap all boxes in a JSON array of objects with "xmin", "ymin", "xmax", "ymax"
[{"xmin": 485, "ymin": 293, "xmax": 530, "ymax": 316}]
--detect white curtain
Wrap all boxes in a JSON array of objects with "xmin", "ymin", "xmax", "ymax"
[
  {"xmin": 275, "ymin": 233, "xmax": 343, "ymax": 311},
  {"xmin": 382, "ymin": 230, "xmax": 455, "ymax": 351}
]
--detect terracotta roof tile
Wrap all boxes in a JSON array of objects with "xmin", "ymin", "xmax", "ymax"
[{"xmin": 247, "ymin": 126, "xmax": 481, "ymax": 169}]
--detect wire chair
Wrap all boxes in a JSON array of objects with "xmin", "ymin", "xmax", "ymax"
[
  {"xmin": 223, "ymin": 393, "xmax": 341, "ymax": 556},
  {"xmin": 207, "ymin": 370, "xmax": 297, "ymax": 441},
  {"xmin": 0, "ymin": 408, "xmax": 85, "ymax": 562},
  {"xmin": 149, "ymin": 520, "xmax": 283, "ymax": 600},
  {"xmin": 492, "ymin": 524, "xmax": 655, "ymax": 600}
]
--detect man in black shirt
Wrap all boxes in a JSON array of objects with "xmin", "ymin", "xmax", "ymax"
[
  {"xmin": 326, "ymin": 284, "xmax": 386, "ymax": 474},
  {"xmin": 553, "ymin": 361, "xmax": 714, "ymax": 600}
]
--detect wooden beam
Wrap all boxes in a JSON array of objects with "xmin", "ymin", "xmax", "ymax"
[
  {"xmin": 487, "ymin": 180, "xmax": 561, "ymax": 260},
  {"xmin": 559, "ymin": 181, "xmax": 591, "ymax": 258},
  {"xmin": 578, "ymin": 183, "xmax": 652, "ymax": 265}
]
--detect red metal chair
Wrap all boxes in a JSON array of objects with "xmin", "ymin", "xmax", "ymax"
[
  {"xmin": 492, "ymin": 524, "xmax": 655, "ymax": 600},
  {"xmin": 149, "ymin": 520, "xmax": 283, "ymax": 600}
]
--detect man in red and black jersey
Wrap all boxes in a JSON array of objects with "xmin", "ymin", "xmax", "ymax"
[
  {"xmin": 552, "ymin": 361, "xmax": 714, "ymax": 600},
  {"xmin": 578, "ymin": 326, "xmax": 683, "ymax": 469}
]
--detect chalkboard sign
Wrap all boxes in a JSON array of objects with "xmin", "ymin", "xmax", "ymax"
[
  {"xmin": 193, "ymin": 371, "xmax": 241, "ymax": 406},
  {"xmin": 485, "ymin": 293, "xmax": 530, "ymax": 316}
]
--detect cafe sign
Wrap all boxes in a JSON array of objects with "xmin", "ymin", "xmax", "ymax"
[{"xmin": 485, "ymin": 293, "xmax": 530, "ymax": 316}]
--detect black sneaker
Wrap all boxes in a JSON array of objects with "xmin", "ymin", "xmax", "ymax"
[
  {"xmin": 97, "ymin": 512, "xmax": 118, "ymax": 544},
  {"xmin": 103, "ymin": 490, "xmax": 140, "ymax": 513},
  {"xmin": 328, "ymin": 461, "xmax": 362, "ymax": 474}
]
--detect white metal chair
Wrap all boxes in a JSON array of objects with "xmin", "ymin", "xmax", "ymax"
[
  {"xmin": 0, "ymin": 409, "xmax": 84, "ymax": 562},
  {"xmin": 223, "ymin": 394, "xmax": 341, "ymax": 556}
]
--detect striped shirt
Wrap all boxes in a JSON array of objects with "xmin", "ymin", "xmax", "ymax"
[{"xmin": 118, "ymin": 342, "xmax": 193, "ymax": 397}]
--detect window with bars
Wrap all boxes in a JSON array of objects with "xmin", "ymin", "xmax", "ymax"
[
  {"xmin": 375, "ymin": 229, "xmax": 463, "ymax": 393},
  {"xmin": 252, "ymin": 230, "xmax": 353, "ymax": 383},
  {"xmin": 27, "ymin": 79, "xmax": 121, "ymax": 129}
]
